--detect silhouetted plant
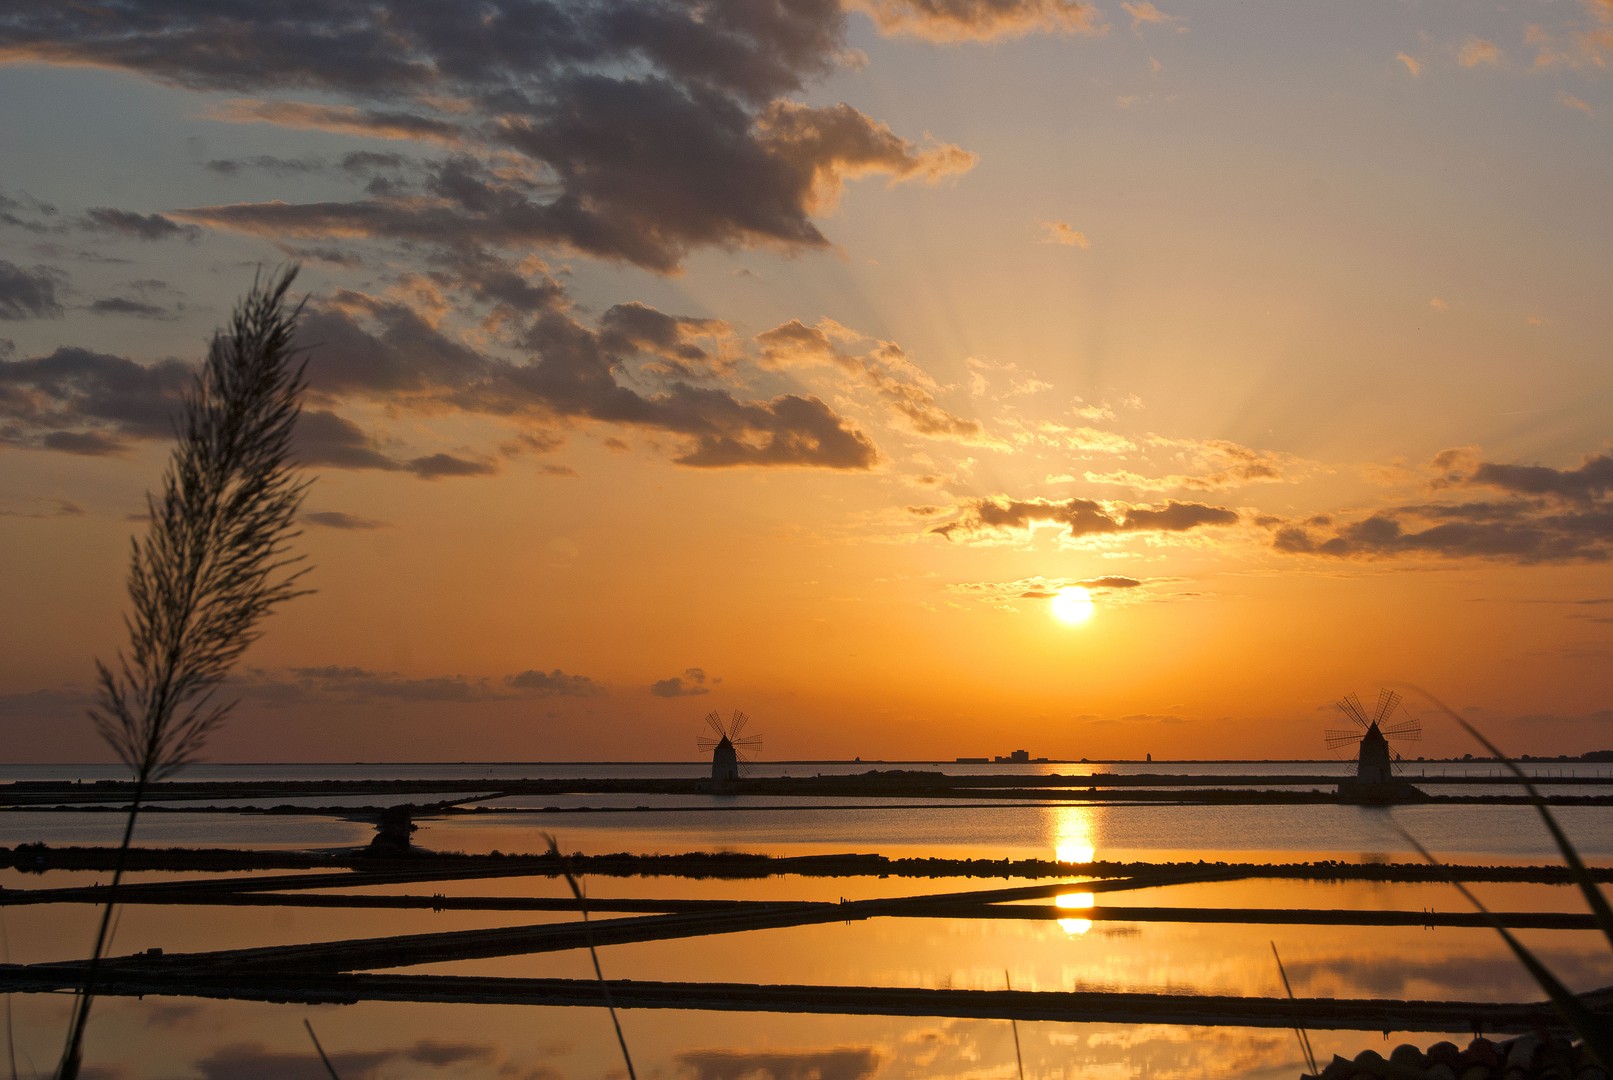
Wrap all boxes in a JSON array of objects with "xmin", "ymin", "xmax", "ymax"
[
  {"xmin": 1399, "ymin": 686, "xmax": 1613, "ymax": 1066},
  {"xmin": 56, "ymin": 268, "xmax": 313, "ymax": 1080},
  {"xmin": 544, "ymin": 835, "xmax": 637, "ymax": 1080}
]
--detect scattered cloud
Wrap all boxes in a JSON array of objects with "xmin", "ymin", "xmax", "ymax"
[
  {"xmin": 1039, "ymin": 220, "xmax": 1089, "ymax": 248},
  {"xmin": 3, "ymin": 4, "xmax": 975, "ymax": 274},
  {"xmin": 187, "ymin": 1039, "xmax": 496, "ymax": 1080},
  {"xmin": 302, "ymin": 510, "xmax": 388, "ymax": 530},
  {"xmin": 651, "ymin": 667, "xmax": 712, "ymax": 698},
  {"xmin": 1558, "ymin": 91, "xmax": 1594, "ymax": 115},
  {"xmin": 1083, "ymin": 437, "xmax": 1318, "ymax": 492},
  {"xmin": 930, "ymin": 495, "xmax": 1238, "ymax": 543},
  {"xmin": 80, "ymin": 208, "xmax": 199, "ymax": 241},
  {"xmin": 1458, "ymin": 37, "xmax": 1502, "ymax": 68},
  {"xmin": 0, "ymin": 497, "xmax": 84, "ymax": 519},
  {"xmin": 234, "ymin": 665, "xmax": 605, "ymax": 706},
  {"xmin": 848, "ymin": 0, "xmax": 1104, "ymax": 43},
  {"xmin": 88, "ymin": 296, "xmax": 174, "ymax": 319},
  {"xmin": 0, "ymin": 346, "xmax": 191, "ymax": 452},
  {"xmin": 758, "ymin": 318, "xmax": 994, "ymax": 446},
  {"xmin": 1121, "ymin": 2, "xmax": 1183, "ymax": 33},
  {"xmin": 1429, "ymin": 297, "xmax": 1448, "ymax": 312},
  {"xmin": 504, "ymin": 668, "xmax": 607, "ymax": 697},
  {"xmin": 1269, "ymin": 449, "xmax": 1613, "ymax": 564},
  {"xmin": 947, "ymin": 574, "xmax": 1151, "ymax": 608},
  {"xmin": 1396, "ymin": 52, "xmax": 1421, "ymax": 77},
  {"xmin": 0, "ymin": 187, "xmax": 59, "ymax": 232},
  {"xmin": 676, "ymin": 1047, "xmax": 880, "ymax": 1080},
  {"xmin": 0, "ymin": 260, "xmax": 64, "ymax": 319}
]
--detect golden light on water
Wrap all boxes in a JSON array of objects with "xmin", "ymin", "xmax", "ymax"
[
  {"xmin": 1051, "ymin": 804, "xmax": 1098, "ymax": 865},
  {"xmin": 1050, "ymin": 586, "xmax": 1095, "ymax": 626},
  {"xmin": 1056, "ymin": 891, "xmax": 1095, "ymax": 936}
]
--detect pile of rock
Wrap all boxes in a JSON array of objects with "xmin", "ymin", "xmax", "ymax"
[{"xmin": 1308, "ymin": 1035, "xmax": 1604, "ymax": 1080}]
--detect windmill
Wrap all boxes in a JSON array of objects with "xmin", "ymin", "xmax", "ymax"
[
  {"xmin": 1327, "ymin": 689, "xmax": 1422, "ymax": 786},
  {"xmin": 698, "ymin": 710, "xmax": 761, "ymax": 782}
]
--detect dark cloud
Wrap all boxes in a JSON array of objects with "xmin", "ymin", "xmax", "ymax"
[
  {"xmin": 759, "ymin": 318, "xmax": 991, "ymax": 445},
  {"xmin": 0, "ymin": 187, "xmax": 58, "ymax": 231},
  {"xmin": 1272, "ymin": 449, "xmax": 1613, "ymax": 564},
  {"xmin": 0, "ymin": 4, "xmax": 971, "ymax": 272},
  {"xmin": 80, "ymin": 207, "xmax": 200, "ymax": 241},
  {"xmin": 504, "ymin": 668, "xmax": 606, "ymax": 697},
  {"xmin": 0, "ymin": 497, "xmax": 84, "ymax": 518},
  {"xmin": 186, "ymin": 1038, "xmax": 493, "ymax": 1080},
  {"xmin": 1467, "ymin": 453, "xmax": 1613, "ymax": 502},
  {"xmin": 301, "ymin": 295, "xmax": 878, "ymax": 470},
  {"xmin": 302, "ymin": 510, "xmax": 388, "ymax": 530},
  {"xmin": 42, "ymin": 429, "xmax": 126, "ymax": 455},
  {"xmin": 651, "ymin": 667, "xmax": 711, "ymax": 697},
  {"xmin": 849, "ymin": 0, "xmax": 1103, "ymax": 42},
  {"xmin": 408, "ymin": 451, "xmax": 498, "ymax": 479},
  {"xmin": 234, "ymin": 664, "xmax": 605, "ymax": 706},
  {"xmin": 292, "ymin": 408, "xmax": 401, "ymax": 471},
  {"xmin": 88, "ymin": 296, "xmax": 174, "ymax": 319},
  {"xmin": 931, "ymin": 496, "xmax": 1238, "ymax": 541},
  {"xmin": 0, "ymin": 345, "xmax": 191, "ymax": 450},
  {"xmin": 204, "ymin": 153, "xmax": 326, "ymax": 177},
  {"xmin": 0, "ymin": 260, "xmax": 64, "ymax": 319},
  {"xmin": 677, "ymin": 1048, "xmax": 881, "ymax": 1080}
]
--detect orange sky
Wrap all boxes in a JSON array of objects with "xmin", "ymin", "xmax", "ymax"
[{"xmin": 1, "ymin": 1, "xmax": 1610, "ymax": 763}]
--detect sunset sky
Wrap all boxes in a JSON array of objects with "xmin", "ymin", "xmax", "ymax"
[{"xmin": 2, "ymin": 1, "xmax": 1610, "ymax": 764}]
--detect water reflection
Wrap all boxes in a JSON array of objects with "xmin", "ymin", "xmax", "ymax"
[
  {"xmin": 1055, "ymin": 891, "xmax": 1095, "ymax": 935},
  {"xmin": 1050, "ymin": 804, "xmax": 1098, "ymax": 864}
]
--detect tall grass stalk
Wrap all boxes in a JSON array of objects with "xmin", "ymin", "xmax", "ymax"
[
  {"xmin": 56, "ymin": 269, "xmax": 312, "ymax": 1080},
  {"xmin": 1399, "ymin": 685, "xmax": 1613, "ymax": 1064},
  {"xmin": 1270, "ymin": 942, "xmax": 1317, "ymax": 1076},
  {"xmin": 543, "ymin": 836, "xmax": 637, "ymax": 1080}
]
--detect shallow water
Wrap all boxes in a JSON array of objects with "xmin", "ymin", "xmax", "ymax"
[{"xmin": 5, "ymin": 763, "xmax": 1610, "ymax": 1080}]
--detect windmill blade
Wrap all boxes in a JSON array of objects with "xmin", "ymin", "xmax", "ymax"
[
  {"xmin": 1324, "ymin": 729, "xmax": 1362, "ymax": 750},
  {"xmin": 1335, "ymin": 694, "xmax": 1370, "ymax": 729},
  {"xmin": 1372, "ymin": 688, "xmax": 1403, "ymax": 727},
  {"xmin": 705, "ymin": 711, "xmax": 727, "ymax": 739},
  {"xmin": 1380, "ymin": 717, "xmax": 1423, "ymax": 743},
  {"xmin": 729, "ymin": 710, "xmax": 750, "ymax": 740},
  {"xmin": 696, "ymin": 736, "xmax": 719, "ymax": 751},
  {"xmin": 732, "ymin": 735, "xmax": 763, "ymax": 752}
]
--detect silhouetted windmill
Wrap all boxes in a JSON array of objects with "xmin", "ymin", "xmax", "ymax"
[
  {"xmin": 1327, "ymin": 689, "xmax": 1422, "ymax": 785},
  {"xmin": 698, "ymin": 710, "xmax": 761, "ymax": 782}
]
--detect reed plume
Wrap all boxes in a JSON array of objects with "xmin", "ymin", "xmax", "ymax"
[{"xmin": 57, "ymin": 267, "xmax": 313, "ymax": 1079}]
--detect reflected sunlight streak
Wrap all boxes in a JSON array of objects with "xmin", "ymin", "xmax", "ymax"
[
  {"xmin": 1056, "ymin": 891, "xmax": 1095, "ymax": 936},
  {"xmin": 1051, "ymin": 804, "xmax": 1099, "ymax": 865}
]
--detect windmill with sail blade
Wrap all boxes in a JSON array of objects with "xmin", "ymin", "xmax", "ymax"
[
  {"xmin": 698, "ymin": 710, "xmax": 761, "ymax": 783},
  {"xmin": 1328, "ymin": 689, "xmax": 1427, "ymax": 802}
]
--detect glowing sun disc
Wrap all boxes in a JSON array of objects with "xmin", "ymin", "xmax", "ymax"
[{"xmin": 1050, "ymin": 586, "xmax": 1095, "ymax": 625}]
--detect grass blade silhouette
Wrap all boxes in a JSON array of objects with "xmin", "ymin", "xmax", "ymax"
[
  {"xmin": 1396, "ymin": 828, "xmax": 1612, "ymax": 1063},
  {"xmin": 304, "ymin": 1019, "xmax": 343, "ymax": 1079},
  {"xmin": 55, "ymin": 268, "xmax": 313, "ymax": 1080},
  {"xmin": 543, "ymin": 836, "xmax": 637, "ymax": 1080},
  {"xmin": 1403, "ymin": 685, "xmax": 1613, "ymax": 952},
  {"xmin": 1271, "ymin": 942, "xmax": 1317, "ymax": 1076}
]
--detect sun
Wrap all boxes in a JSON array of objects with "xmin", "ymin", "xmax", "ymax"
[{"xmin": 1050, "ymin": 586, "xmax": 1095, "ymax": 625}]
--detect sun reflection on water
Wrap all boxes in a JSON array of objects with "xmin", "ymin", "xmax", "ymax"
[
  {"xmin": 1050, "ymin": 804, "xmax": 1098, "ymax": 865},
  {"xmin": 1055, "ymin": 890, "xmax": 1095, "ymax": 935}
]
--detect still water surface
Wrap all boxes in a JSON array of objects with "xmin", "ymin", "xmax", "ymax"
[{"xmin": 5, "ymin": 763, "xmax": 1610, "ymax": 1079}]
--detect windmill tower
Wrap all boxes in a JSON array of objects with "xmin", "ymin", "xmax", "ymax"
[
  {"xmin": 698, "ymin": 710, "xmax": 761, "ymax": 782},
  {"xmin": 1327, "ymin": 689, "xmax": 1422, "ymax": 796}
]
